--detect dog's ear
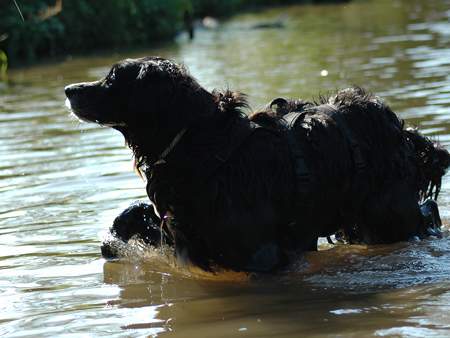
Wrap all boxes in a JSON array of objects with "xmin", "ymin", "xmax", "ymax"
[
  {"xmin": 130, "ymin": 61, "xmax": 215, "ymax": 124},
  {"xmin": 212, "ymin": 89, "xmax": 249, "ymax": 117},
  {"xmin": 126, "ymin": 62, "xmax": 178, "ymax": 124}
]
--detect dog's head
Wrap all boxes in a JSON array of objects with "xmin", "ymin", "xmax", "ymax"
[
  {"xmin": 65, "ymin": 56, "xmax": 221, "ymax": 171},
  {"xmin": 65, "ymin": 56, "xmax": 215, "ymax": 132}
]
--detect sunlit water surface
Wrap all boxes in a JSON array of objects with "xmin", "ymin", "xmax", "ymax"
[{"xmin": 1, "ymin": 0, "xmax": 450, "ymax": 336}]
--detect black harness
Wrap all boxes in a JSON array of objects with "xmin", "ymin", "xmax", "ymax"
[
  {"xmin": 321, "ymin": 104, "xmax": 366, "ymax": 172},
  {"xmin": 146, "ymin": 117, "xmax": 260, "ymax": 217},
  {"xmin": 282, "ymin": 111, "xmax": 311, "ymax": 200},
  {"xmin": 197, "ymin": 117, "xmax": 260, "ymax": 179},
  {"xmin": 148, "ymin": 106, "xmax": 366, "ymax": 219},
  {"xmin": 281, "ymin": 104, "xmax": 366, "ymax": 205}
]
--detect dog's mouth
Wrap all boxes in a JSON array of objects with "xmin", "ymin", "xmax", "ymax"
[
  {"xmin": 65, "ymin": 97, "xmax": 126, "ymax": 127},
  {"xmin": 65, "ymin": 97, "xmax": 100, "ymax": 123},
  {"xmin": 65, "ymin": 81, "xmax": 126, "ymax": 128}
]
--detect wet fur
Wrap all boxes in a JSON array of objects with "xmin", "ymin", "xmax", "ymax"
[{"xmin": 65, "ymin": 57, "xmax": 450, "ymax": 272}]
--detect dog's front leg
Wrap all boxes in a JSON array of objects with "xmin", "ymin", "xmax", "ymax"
[{"xmin": 101, "ymin": 202, "xmax": 173, "ymax": 258}]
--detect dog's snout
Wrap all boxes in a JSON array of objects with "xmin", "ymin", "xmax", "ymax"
[
  {"xmin": 65, "ymin": 80, "xmax": 102, "ymax": 99},
  {"xmin": 64, "ymin": 83, "xmax": 78, "ymax": 98},
  {"xmin": 65, "ymin": 82, "xmax": 93, "ymax": 98}
]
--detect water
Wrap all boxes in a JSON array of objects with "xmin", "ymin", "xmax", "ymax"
[{"xmin": 1, "ymin": 0, "xmax": 450, "ymax": 336}]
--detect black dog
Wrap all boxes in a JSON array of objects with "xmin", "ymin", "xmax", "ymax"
[{"xmin": 65, "ymin": 56, "xmax": 450, "ymax": 272}]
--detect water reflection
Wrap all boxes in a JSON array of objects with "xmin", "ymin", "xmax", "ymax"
[
  {"xmin": 1, "ymin": 0, "xmax": 450, "ymax": 336},
  {"xmin": 102, "ymin": 255, "xmax": 450, "ymax": 337}
]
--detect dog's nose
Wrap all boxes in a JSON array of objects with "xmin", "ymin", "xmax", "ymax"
[{"xmin": 64, "ymin": 84, "xmax": 77, "ymax": 98}]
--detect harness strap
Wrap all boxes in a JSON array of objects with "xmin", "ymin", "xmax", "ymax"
[
  {"xmin": 322, "ymin": 104, "xmax": 366, "ymax": 172},
  {"xmin": 154, "ymin": 128, "xmax": 188, "ymax": 166},
  {"xmin": 199, "ymin": 117, "xmax": 259, "ymax": 179},
  {"xmin": 147, "ymin": 117, "xmax": 259, "ymax": 218},
  {"xmin": 280, "ymin": 104, "xmax": 367, "ymax": 207},
  {"xmin": 282, "ymin": 112, "xmax": 311, "ymax": 198}
]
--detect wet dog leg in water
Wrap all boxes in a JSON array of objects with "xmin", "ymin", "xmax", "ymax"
[
  {"xmin": 101, "ymin": 202, "xmax": 173, "ymax": 258},
  {"xmin": 420, "ymin": 199, "xmax": 443, "ymax": 238}
]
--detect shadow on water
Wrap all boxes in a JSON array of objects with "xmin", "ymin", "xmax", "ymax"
[{"xmin": 1, "ymin": 0, "xmax": 450, "ymax": 336}]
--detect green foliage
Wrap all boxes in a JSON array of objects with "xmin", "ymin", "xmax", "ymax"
[
  {"xmin": 0, "ymin": 0, "xmax": 187, "ymax": 66},
  {"xmin": 1, "ymin": 1, "xmax": 64, "ymax": 63},
  {"xmin": 0, "ymin": 50, "xmax": 7, "ymax": 80},
  {"xmin": 0, "ymin": 0, "xmax": 342, "ymax": 66}
]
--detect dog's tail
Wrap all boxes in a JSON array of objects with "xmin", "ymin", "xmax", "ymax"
[{"xmin": 405, "ymin": 128, "xmax": 450, "ymax": 200}]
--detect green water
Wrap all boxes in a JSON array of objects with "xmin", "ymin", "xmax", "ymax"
[{"xmin": 1, "ymin": 0, "xmax": 450, "ymax": 336}]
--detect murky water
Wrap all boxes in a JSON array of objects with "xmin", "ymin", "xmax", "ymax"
[{"xmin": 1, "ymin": 0, "xmax": 450, "ymax": 336}]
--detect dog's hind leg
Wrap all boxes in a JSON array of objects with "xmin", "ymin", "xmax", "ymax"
[
  {"xmin": 355, "ymin": 181, "xmax": 426, "ymax": 244},
  {"xmin": 420, "ymin": 199, "xmax": 443, "ymax": 238}
]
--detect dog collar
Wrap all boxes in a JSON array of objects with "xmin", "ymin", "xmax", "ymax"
[{"xmin": 154, "ymin": 128, "xmax": 188, "ymax": 165}]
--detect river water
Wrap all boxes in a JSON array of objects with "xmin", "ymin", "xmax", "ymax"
[{"xmin": 1, "ymin": 0, "xmax": 450, "ymax": 336}]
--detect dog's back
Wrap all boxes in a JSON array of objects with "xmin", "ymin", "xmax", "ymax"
[{"xmin": 261, "ymin": 87, "xmax": 450, "ymax": 244}]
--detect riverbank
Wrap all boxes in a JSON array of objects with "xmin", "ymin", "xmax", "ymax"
[{"xmin": 0, "ymin": 0, "xmax": 349, "ymax": 69}]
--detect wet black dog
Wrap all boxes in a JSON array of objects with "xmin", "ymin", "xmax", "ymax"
[{"xmin": 65, "ymin": 57, "xmax": 450, "ymax": 272}]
